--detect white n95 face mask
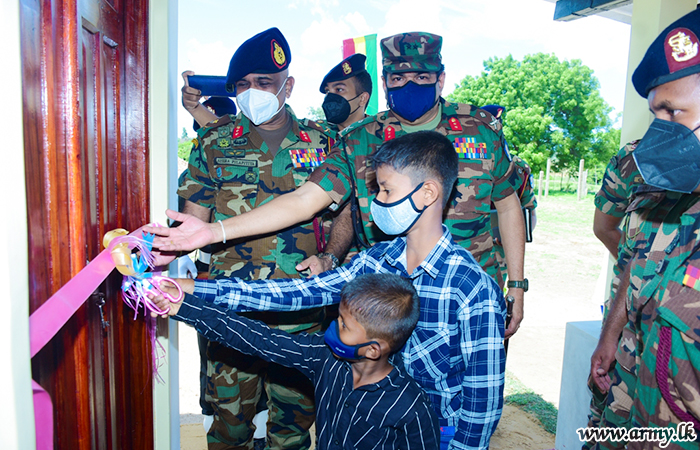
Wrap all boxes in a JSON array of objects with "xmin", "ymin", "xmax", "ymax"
[
  {"xmin": 236, "ymin": 78, "xmax": 287, "ymax": 125},
  {"xmin": 370, "ymin": 182, "xmax": 425, "ymax": 236}
]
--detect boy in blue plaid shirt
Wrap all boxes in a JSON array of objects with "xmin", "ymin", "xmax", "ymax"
[{"xmin": 169, "ymin": 130, "xmax": 507, "ymax": 450}]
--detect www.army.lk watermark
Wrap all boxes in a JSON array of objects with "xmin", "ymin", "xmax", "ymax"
[{"xmin": 577, "ymin": 423, "xmax": 697, "ymax": 448}]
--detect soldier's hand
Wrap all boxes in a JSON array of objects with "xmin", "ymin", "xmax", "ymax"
[
  {"xmin": 504, "ymin": 289, "xmax": 523, "ymax": 339},
  {"xmin": 144, "ymin": 210, "xmax": 217, "ymax": 254},
  {"xmin": 296, "ymin": 255, "xmax": 333, "ymax": 277},
  {"xmin": 181, "ymin": 70, "xmax": 203, "ymax": 113},
  {"xmin": 590, "ymin": 338, "xmax": 617, "ymax": 393}
]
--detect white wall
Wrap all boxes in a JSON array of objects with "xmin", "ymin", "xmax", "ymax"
[
  {"xmin": 0, "ymin": 0, "xmax": 35, "ymax": 449},
  {"xmin": 149, "ymin": 0, "xmax": 180, "ymax": 449}
]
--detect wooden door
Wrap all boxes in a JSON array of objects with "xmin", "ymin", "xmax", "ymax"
[{"xmin": 21, "ymin": 0, "xmax": 153, "ymax": 448}]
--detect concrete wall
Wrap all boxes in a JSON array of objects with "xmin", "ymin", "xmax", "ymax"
[
  {"xmin": 0, "ymin": 1, "xmax": 34, "ymax": 449},
  {"xmin": 149, "ymin": 0, "xmax": 180, "ymax": 449},
  {"xmin": 555, "ymin": 321, "xmax": 602, "ymax": 450}
]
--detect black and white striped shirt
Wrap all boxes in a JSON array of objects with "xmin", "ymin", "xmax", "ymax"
[{"xmin": 174, "ymin": 294, "xmax": 440, "ymax": 450}]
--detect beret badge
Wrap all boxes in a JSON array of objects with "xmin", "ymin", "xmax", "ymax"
[
  {"xmin": 667, "ymin": 29, "xmax": 699, "ymax": 64},
  {"xmin": 342, "ymin": 61, "xmax": 352, "ymax": 75},
  {"xmin": 272, "ymin": 40, "xmax": 286, "ymax": 68}
]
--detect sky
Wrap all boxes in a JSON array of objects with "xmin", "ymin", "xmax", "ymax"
[{"xmin": 177, "ymin": 0, "xmax": 632, "ymax": 137}]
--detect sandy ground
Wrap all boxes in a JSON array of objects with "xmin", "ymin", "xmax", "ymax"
[{"xmin": 175, "ymin": 193, "xmax": 605, "ymax": 449}]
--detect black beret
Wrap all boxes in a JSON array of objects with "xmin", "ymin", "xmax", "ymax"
[
  {"xmin": 632, "ymin": 8, "xmax": 700, "ymax": 98},
  {"xmin": 319, "ymin": 54, "xmax": 367, "ymax": 93},
  {"xmin": 225, "ymin": 27, "xmax": 291, "ymax": 95},
  {"xmin": 193, "ymin": 97, "xmax": 237, "ymax": 132}
]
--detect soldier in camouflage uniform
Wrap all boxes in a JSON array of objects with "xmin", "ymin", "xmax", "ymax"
[
  {"xmin": 308, "ymin": 32, "xmax": 527, "ymax": 340},
  {"xmin": 583, "ymin": 140, "xmax": 642, "ymax": 450},
  {"xmin": 589, "ymin": 9, "xmax": 700, "ymax": 449},
  {"xmin": 149, "ymin": 32, "xmax": 526, "ymax": 338},
  {"xmin": 480, "ymin": 106, "xmax": 537, "ymax": 283},
  {"xmin": 178, "ymin": 28, "xmax": 333, "ymax": 450}
]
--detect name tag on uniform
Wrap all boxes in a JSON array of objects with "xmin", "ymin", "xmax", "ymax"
[
  {"xmin": 454, "ymin": 137, "xmax": 488, "ymax": 159},
  {"xmin": 683, "ymin": 264, "xmax": 700, "ymax": 291},
  {"xmin": 214, "ymin": 157, "xmax": 256, "ymax": 168},
  {"xmin": 290, "ymin": 148, "xmax": 326, "ymax": 168}
]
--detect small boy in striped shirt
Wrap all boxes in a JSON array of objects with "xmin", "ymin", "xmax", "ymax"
[{"xmin": 151, "ymin": 272, "xmax": 439, "ymax": 450}]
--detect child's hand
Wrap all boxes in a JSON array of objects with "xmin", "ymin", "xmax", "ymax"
[{"xmin": 148, "ymin": 287, "xmax": 182, "ymax": 318}]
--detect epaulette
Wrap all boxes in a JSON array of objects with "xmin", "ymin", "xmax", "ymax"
[
  {"xmin": 302, "ymin": 118, "xmax": 334, "ymax": 135},
  {"xmin": 196, "ymin": 113, "xmax": 235, "ymax": 138},
  {"xmin": 446, "ymin": 101, "xmax": 502, "ymax": 133},
  {"xmin": 342, "ymin": 114, "xmax": 377, "ymax": 137}
]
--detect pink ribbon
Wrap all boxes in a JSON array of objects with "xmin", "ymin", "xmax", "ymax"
[{"xmin": 29, "ymin": 227, "xmax": 145, "ymax": 449}]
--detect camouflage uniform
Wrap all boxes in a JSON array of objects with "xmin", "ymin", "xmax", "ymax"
[
  {"xmin": 605, "ymin": 189, "xmax": 700, "ymax": 449},
  {"xmin": 583, "ymin": 141, "xmax": 643, "ymax": 449},
  {"xmin": 179, "ymin": 106, "xmax": 333, "ymax": 450},
  {"xmin": 490, "ymin": 155, "xmax": 537, "ymax": 281},
  {"xmin": 308, "ymin": 99, "xmax": 516, "ymax": 285}
]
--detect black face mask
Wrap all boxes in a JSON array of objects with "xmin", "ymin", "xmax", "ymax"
[
  {"xmin": 322, "ymin": 93, "xmax": 361, "ymax": 125},
  {"xmin": 633, "ymin": 118, "xmax": 700, "ymax": 193}
]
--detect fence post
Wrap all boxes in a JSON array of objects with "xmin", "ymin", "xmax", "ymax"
[
  {"xmin": 577, "ymin": 159, "xmax": 585, "ymax": 201},
  {"xmin": 545, "ymin": 158, "xmax": 551, "ymax": 198},
  {"xmin": 538, "ymin": 170, "xmax": 544, "ymax": 199}
]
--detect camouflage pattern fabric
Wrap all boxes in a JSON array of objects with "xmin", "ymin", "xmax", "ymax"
[
  {"xmin": 626, "ymin": 193, "xmax": 700, "ymax": 448},
  {"xmin": 491, "ymin": 155, "xmax": 537, "ymax": 280},
  {"xmin": 179, "ymin": 107, "xmax": 333, "ymax": 450},
  {"xmin": 593, "ymin": 140, "xmax": 643, "ymax": 219},
  {"xmin": 593, "ymin": 188, "xmax": 700, "ymax": 449},
  {"xmin": 380, "ymin": 32, "xmax": 444, "ymax": 73},
  {"xmin": 584, "ymin": 141, "xmax": 643, "ymax": 449},
  {"xmin": 308, "ymin": 99, "xmax": 516, "ymax": 285}
]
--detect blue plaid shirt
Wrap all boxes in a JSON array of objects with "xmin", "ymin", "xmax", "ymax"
[{"xmin": 193, "ymin": 226, "xmax": 506, "ymax": 450}]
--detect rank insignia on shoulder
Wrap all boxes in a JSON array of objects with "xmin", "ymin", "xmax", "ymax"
[
  {"xmin": 217, "ymin": 138, "xmax": 231, "ymax": 148},
  {"xmin": 233, "ymin": 126, "xmax": 244, "ymax": 139},
  {"xmin": 453, "ymin": 137, "xmax": 488, "ymax": 159},
  {"xmin": 290, "ymin": 148, "xmax": 326, "ymax": 168},
  {"xmin": 299, "ymin": 130, "xmax": 312, "ymax": 143},
  {"xmin": 683, "ymin": 264, "xmax": 700, "ymax": 291},
  {"xmin": 385, "ymin": 126, "xmax": 396, "ymax": 141},
  {"xmin": 448, "ymin": 117, "xmax": 463, "ymax": 132}
]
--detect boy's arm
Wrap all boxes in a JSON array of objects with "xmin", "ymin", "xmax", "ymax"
[
  {"xmin": 169, "ymin": 293, "xmax": 327, "ymax": 379},
  {"xmin": 455, "ymin": 275, "xmax": 506, "ymax": 450},
  {"xmin": 192, "ymin": 253, "xmax": 368, "ymax": 312}
]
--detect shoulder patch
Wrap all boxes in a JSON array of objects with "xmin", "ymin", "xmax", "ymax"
[
  {"xmin": 448, "ymin": 117, "xmax": 463, "ymax": 132},
  {"xmin": 385, "ymin": 125, "xmax": 396, "ymax": 141}
]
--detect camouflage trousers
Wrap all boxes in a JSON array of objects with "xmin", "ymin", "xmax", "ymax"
[
  {"xmin": 582, "ymin": 362, "xmax": 635, "ymax": 450},
  {"xmin": 205, "ymin": 342, "xmax": 315, "ymax": 450}
]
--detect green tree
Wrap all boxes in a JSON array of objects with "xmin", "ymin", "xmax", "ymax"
[
  {"xmin": 307, "ymin": 106, "xmax": 325, "ymax": 121},
  {"xmin": 447, "ymin": 53, "xmax": 618, "ymax": 175}
]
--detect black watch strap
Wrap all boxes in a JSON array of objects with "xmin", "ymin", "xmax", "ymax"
[{"xmin": 507, "ymin": 278, "xmax": 529, "ymax": 292}]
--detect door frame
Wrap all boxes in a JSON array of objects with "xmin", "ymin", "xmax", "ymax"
[
  {"xmin": 149, "ymin": 0, "xmax": 181, "ymax": 448},
  {"xmin": 1, "ymin": 0, "xmax": 33, "ymax": 447},
  {"xmin": 2, "ymin": 0, "xmax": 180, "ymax": 448}
]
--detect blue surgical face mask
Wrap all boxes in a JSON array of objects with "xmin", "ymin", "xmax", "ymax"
[
  {"xmin": 633, "ymin": 118, "xmax": 700, "ymax": 193},
  {"xmin": 323, "ymin": 320, "xmax": 378, "ymax": 360},
  {"xmin": 370, "ymin": 182, "xmax": 425, "ymax": 236},
  {"xmin": 387, "ymin": 81, "xmax": 438, "ymax": 122}
]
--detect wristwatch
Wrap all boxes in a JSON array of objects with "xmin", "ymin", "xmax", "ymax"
[
  {"xmin": 507, "ymin": 279, "xmax": 529, "ymax": 292},
  {"xmin": 318, "ymin": 252, "xmax": 339, "ymax": 270}
]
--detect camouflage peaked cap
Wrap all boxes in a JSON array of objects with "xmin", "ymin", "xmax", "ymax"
[{"xmin": 380, "ymin": 32, "xmax": 444, "ymax": 74}]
